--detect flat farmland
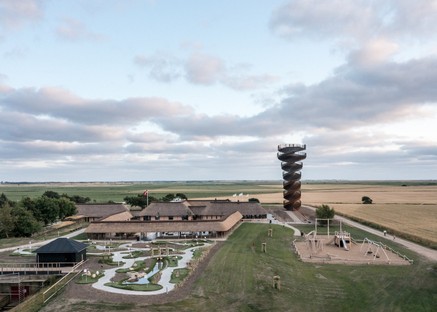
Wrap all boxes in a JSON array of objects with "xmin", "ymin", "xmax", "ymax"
[
  {"xmin": 202, "ymin": 183, "xmax": 437, "ymax": 249},
  {"xmin": 0, "ymin": 181, "xmax": 282, "ymax": 202},
  {"xmin": 1, "ymin": 181, "xmax": 436, "ymax": 247}
]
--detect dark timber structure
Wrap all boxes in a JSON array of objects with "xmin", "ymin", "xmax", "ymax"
[
  {"xmin": 34, "ymin": 238, "xmax": 87, "ymax": 265},
  {"xmin": 277, "ymin": 144, "xmax": 306, "ymax": 210}
]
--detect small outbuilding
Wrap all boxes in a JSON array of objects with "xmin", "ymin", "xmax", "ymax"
[{"xmin": 35, "ymin": 238, "xmax": 87, "ymax": 265}]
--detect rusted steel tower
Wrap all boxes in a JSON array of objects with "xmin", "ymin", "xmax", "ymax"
[{"xmin": 277, "ymin": 144, "xmax": 306, "ymax": 210}]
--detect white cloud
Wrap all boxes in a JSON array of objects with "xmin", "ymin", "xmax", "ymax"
[
  {"xmin": 184, "ymin": 52, "xmax": 224, "ymax": 85},
  {"xmin": 0, "ymin": 0, "xmax": 44, "ymax": 31},
  {"xmin": 134, "ymin": 52, "xmax": 279, "ymax": 91},
  {"xmin": 56, "ymin": 18, "xmax": 104, "ymax": 41}
]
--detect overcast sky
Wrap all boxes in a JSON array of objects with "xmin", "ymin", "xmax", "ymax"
[{"xmin": 1, "ymin": 0, "xmax": 436, "ymax": 182}]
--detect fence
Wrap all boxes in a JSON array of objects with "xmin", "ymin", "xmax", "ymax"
[{"xmin": 9, "ymin": 260, "xmax": 87, "ymax": 312}]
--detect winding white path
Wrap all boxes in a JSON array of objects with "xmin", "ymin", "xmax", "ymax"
[{"xmin": 91, "ymin": 244, "xmax": 205, "ymax": 295}]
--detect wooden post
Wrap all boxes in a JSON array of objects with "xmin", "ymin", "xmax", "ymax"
[
  {"xmin": 262, "ymin": 242, "xmax": 267, "ymax": 253},
  {"xmin": 273, "ymin": 276, "xmax": 281, "ymax": 290}
]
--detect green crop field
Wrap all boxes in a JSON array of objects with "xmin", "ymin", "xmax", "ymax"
[
  {"xmin": 41, "ymin": 223, "xmax": 437, "ymax": 312},
  {"xmin": 0, "ymin": 181, "xmax": 282, "ymax": 203}
]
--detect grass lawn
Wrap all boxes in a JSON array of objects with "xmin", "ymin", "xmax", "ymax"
[{"xmin": 54, "ymin": 223, "xmax": 437, "ymax": 312}]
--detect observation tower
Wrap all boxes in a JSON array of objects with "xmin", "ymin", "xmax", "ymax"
[{"xmin": 277, "ymin": 144, "xmax": 306, "ymax": 210}]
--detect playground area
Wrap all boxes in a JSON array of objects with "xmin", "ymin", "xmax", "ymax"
[{"xmin": 293, "ymin": 219, "xmax": 412, "ymax": 265}]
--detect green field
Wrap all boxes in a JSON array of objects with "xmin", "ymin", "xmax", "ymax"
[
  {"xmin": 42, "ymin": 223, "xmax": 437, "ymax": 312},
  {"xmin": 0, "ymin": 181, "xmax": 282, "ymax": 203}
]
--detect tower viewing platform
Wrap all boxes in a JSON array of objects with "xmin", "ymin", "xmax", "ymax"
[{"xmin": 277, "ymin": 144, "xmax": 306, "ymax": 211}]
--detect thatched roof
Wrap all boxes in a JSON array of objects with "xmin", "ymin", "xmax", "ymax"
[
  {"xmin": 196, "ymin": 200, "xmax": 267, "ymax": 217},
  {"xmin": 75, "ymin": 204, "xmax": 129, "ymax": 219},
  {"xmin": 137, "ymin": 202, "xmax": 193, "ymax": 217},
  {"xmin": 136, "ymin": 199, "xmax": 266, "ymax": 218},
  {"xmin": 100, "ymin": 211, "xmax": 133, "ymax": 222},
  {"xmin": 85, "ymin": 211, "xmax": 242, "ymax": 234}
]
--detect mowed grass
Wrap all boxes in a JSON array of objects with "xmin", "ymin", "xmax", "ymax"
[{"xmin": 49, "ymin": 223, "xmax": 437, "ymax": 312}]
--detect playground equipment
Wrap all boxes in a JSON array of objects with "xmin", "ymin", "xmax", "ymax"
[
  {"xmin": 334, "ymin": 231, "xmax": 351, "ymax": 250},
  {"xmin": 305, "ymin": 219, "xmax": 353, "ymax": 255},
  {"xmin": 360, "ymin": 238, "xmax": 390, "ymax": 262},
  {"xmin": 305, "ymin": 231, "xmax": 326, "ymax": 255}
]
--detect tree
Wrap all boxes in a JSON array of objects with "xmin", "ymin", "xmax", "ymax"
[
  {"xmin": 362, "ymin": 196, "xmax": 373, "ymax": 204},
  {"xmin": 316, "ymin": 204, "xmax": 335, "ymax": 225},
  {"xmin": 176, "ymin": 193, "xmax": 188, "ymax": 200},
  {"xmin": 161, "ymin": 193, "xmax": 176, "ymax": 202},
  {"xmin": 34, "ymin": 196, "xmax": 60, "ymax": 225},
  {"xmin": 124, "ymin": 194, "xmax": 157, "ymax": 208},
  {"xmin": 0, "ymin": 203, "xmax": 14, "ymax": 238},
  {"xmin": 57, "ymin": 197, "xmax": 77, "ymax": 220},
  {"xmin": 12, "ymin": 206, "xmax": 42, "ymax": 237},
  {"xmin": 0, "ymin": 193, "xmax": 13, "ymax": 207},
  {"xmin": 43, "ymin": 190, "xmax": 61, "ymax": 199},
  {"xmin": 248, "ymin": 198, "xmax": 260, "ymax": 203},
  {"xmin": 63, "ymin": 194, "xmax": 91, "ymax": 204}
]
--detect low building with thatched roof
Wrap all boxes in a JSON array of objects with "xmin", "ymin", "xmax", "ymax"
[
  {"xmin": 71, "ymin": 203, "xmax": 130, "ymax": 222},
  {"xmin": 85, "ymin": 199, "xmax": 267, "ymax": 240}
]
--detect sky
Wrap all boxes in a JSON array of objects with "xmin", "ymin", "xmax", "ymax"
[{"xmin": 1, "ymin": 0, "xmax": 437, "ymax": 182}]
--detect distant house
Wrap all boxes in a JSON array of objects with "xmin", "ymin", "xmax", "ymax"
[
  {"xmin": 85, "ymin": 199, "xmax": 267, "ymax": 240},
  {"xmin": 35, "ymin": 238, "xmax": 87, "ymax": 265}
]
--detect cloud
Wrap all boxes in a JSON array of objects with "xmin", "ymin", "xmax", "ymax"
[
  {"xmin": 266, "ymin": 56, "xmax": 437, "ymax": 130},
  {"xmin": 270, "ymin": 0, "xmax": 437, "ymax": 45},
  {"xmin": 348, "ymin": 38, "xmax": 399, "ymax": 65},
  {"xmin": 0, "ymin": 0, "xmax": 44, "ymax": 31},
  {"xmin": 134, "ymin": 53, "xmax": 181, "ymax": 82},
  {"xmin": 269, "ymin": 0, "xmax": 378, "ymax": 41},
  {"xmin": 184, "ymin": 53, "xmax": 225, "ymax": 85},
  {"xmin": 56, "ymin": 18, "xmax": 104, "ymax": 41},
  {"xmin": 1, "ymin": 86, "xmax": 193, "ymax": 126},
  {"xmin": 134, "ymin": 52, "xmax": 279, "ymax": 91}
]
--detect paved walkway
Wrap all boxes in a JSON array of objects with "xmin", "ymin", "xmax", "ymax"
[
  {"xmin": 91, "ymin": 242, "xmax": 208, "ymax": 295},
  {"xmin": 0, "ymin": 228, "xmax": 85, "ymax": 254}
]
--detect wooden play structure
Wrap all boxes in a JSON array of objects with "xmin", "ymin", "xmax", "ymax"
[
  {"xmin": 305, "ymin": 219, "xmax": 352, "ymax": 255},
  {"xmin": 295, "ymin": 219, "xmax": 413, "ymax": 265},
  {"xmin": 305, "ymin": 230, "xmax": 326, "ymax": 254},
  {"xmin": 360, "ymin": 238, "xmax": 390, "ymax": 263},
  {"xmin": 334, "ymin": 231, "xmax": 351, "ymax": 250}
]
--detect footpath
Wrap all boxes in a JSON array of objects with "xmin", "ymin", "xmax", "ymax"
[{"xmin": 0, "ymin": 228, "xmax": 85, "ymax": 254}]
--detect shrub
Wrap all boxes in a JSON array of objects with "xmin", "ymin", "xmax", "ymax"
[{"xmin": 362, "ymin": 196, "xmax": 373, "ymax": 204}]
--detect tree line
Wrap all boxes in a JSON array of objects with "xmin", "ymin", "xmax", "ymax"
[
  {"xmin": 123, "ymin": 193, "xmax": 188, "ymax": 208},
  {"xmin": 0, "ymin": 191, "xmax": 81, "ymax": 238}
]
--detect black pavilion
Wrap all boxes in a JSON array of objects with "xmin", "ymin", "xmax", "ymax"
[{"xmin": 35, "ymin": 238, "xmax": 87, "ymax": 265}]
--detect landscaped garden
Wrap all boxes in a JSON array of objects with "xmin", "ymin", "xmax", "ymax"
[{"xmin": 41, "ymin": 223, "xmax": 437, "ymax": 311}]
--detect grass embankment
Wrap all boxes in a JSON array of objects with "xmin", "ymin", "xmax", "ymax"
[{"xmin": 55, "ymin": 223, "xmax": 437, "ymax": 312}]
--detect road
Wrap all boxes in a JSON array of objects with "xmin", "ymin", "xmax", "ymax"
[
  {"xmin": 0, "ymin": 228, "xmax": 85, "ymax": 254},
  {"xmin": 303, "ymin": 205, "xmax": 437, "ymax": 262}
]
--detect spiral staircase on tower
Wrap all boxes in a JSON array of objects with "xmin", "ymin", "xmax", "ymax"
[{"xmin": 277, "ymin": 144, "xmax": 306, "ymax": 211}]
